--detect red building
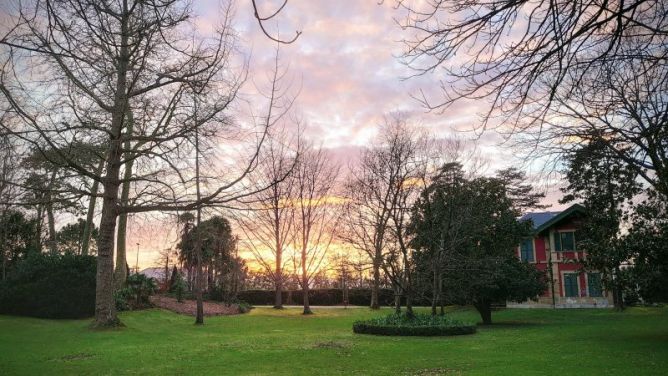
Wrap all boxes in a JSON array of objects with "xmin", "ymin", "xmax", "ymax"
[{"xmin": 509, "ymin": 204, "xmax": 613, "ymax": 308}]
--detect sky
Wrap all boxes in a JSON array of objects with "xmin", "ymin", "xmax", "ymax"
[{"xmin": 127, "ymin": 0, "xmax": 569, "ymax": 269}]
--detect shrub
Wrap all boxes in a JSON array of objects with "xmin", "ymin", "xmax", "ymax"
[
  {"xmin": 237, "ymin": 301, "xmax": 253, "ymax": 313},
  {"xmin": 352, "ymin": 313, "xmax": 476, "ymax": 336},
  {"xmin": 174, "ymin": 278, "xmax": 186, "ymax": 303},
  {"xmin": 126, "ymin": 273, "xmax": 157, "ymax": 308},
  {"xmin": 114, "ymin": 287, "xmax": 133, "ymax": 312},
  {"xmin": 0, "ymin": 253, "xmax": 96, "ymax": 319}
]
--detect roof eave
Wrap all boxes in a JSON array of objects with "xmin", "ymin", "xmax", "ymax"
[{"xmin": 533, "ymin": 203, "xmax": 586, "ymax": 235}]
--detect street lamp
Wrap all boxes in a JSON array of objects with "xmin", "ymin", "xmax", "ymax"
[{"xmin": 135, "ymin": 242, "xmax": 140, "ymax": 274}]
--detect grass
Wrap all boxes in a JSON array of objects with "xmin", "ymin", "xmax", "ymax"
[{"xmin": 1, "ymin": 306, "xmax": 667, "ymax": 375}]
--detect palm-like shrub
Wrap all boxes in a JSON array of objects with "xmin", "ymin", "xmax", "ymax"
[{"xmin": 125, "ymin": 274, "xmax": 157, "ymax": 308}]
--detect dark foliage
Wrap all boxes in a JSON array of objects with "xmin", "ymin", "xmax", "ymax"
[
  {"xmin": 0, "ymin": 253, "xmax": 96, "ymax": 318},
  {"xmin": 353, "ymin": 313, "xmax": 476, "ymax": 336},
  {"xmin": 238, "ymin": 288, "xmax": 410, "ymax": 306}
]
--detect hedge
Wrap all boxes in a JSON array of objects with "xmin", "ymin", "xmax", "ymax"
[
  {"xmin": 0, "ymin": 253, "xmax": 97, "ymax": 319},
  {"xmin": 352, "ymin": 323, "xmax": 476, "ymax": 336},
  {"xmin": 237, "ymin": 288, "xmax": 435, "ymax": 306},
  {"xmin": 352, "ymin": 313, "xmax": 476, "ymax": 336}
]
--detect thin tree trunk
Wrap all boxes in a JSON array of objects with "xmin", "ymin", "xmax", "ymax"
[
  {"xmin": 45, "ymin": 170, "xmax": 58, "ymax": 254},
  {"xmin": 370, "ymin": 253, "xmax": 381, "ymax": 309},
  {"xmin": 439, "ymin": 275, "xmax": 445, "ymax": 316},
  {"xmin": 46, "ymin": 201, "xmax": 57, "ymax": 254},
  {"xmin": 402, "ymin": 245, "xmax": 414, "ymax": 318},
  {"xmin": 394, "ymin": 285, "xmax": 401, "ymax": 315},
  {"xmin": 274, "ymin": 222, "xmax": 283, "ymax": 309},
  {"xmin": 81, "ymin": 159, "xmax": 104, "ymax": 256},
  {"xmin": 194, "ymin": 104, "xmax": 204, "ymax": 325},
  {"xmin": 431, "ymin": 267, "xmax": 438, "ymax": 316},
  {"xmin": 301, "ymin": 240, "xmax": 312, "ymax": 314}
]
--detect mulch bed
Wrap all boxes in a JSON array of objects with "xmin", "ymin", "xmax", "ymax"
[{"xmin": 149, "ymin": 295, "xmax": 241, "ymax": 317}]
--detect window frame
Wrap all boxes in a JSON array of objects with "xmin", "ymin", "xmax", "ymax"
[
  {"xmin": 587, "ymin": 272, "xmax": 603, "ymax": 297},
  {"xmin": 563, "ymin": 273, "xmax": 579, "ymax": 298},
  {"xmin": 520, "ymin": 238, "xmax": 534, "ymax": 262},
  {"xmin": 554, "ymin": 230, "xmax": 576, "ymax": 252}
]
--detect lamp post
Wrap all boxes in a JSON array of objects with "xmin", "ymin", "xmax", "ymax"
[{"xmin": 135, "ymin": 242, "xmax": 140, "ymax": 275}]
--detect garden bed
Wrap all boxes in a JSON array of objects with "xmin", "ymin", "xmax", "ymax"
[
  {"xmin": 353, "ymin": 313, "xmax": 476, "ymax": 336},
  {"xmin": 149, "ymin": 295, "xmax": 247, "ymax": 317}
]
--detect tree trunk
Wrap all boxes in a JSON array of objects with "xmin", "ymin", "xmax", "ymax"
[
  {"xmin": 114, "ymin": 110, "xmax": 134, "ymax": 290},
  {"xmin": 81, "ymin": 159, "xmax": 104, "ymax": 256},
  {"xmin": 93, "ymin": 178, "xmax": 122, "ymax": 328},
  {"xmin": 194, "ymin": 108, "xmax": 204, "ymax": 325},
  {"xmin": 612, "ymin": 267, "xmax": 625, "ymax": 311},
  {"xmin": 393, "ymin": 288, "xmax": 401, "ymax": 315},
  {"xmin": 370, "ymin": 254, "xmax": 381, "ymax": 309},
  {"xmin": 438, "ymin": 274, "xmax": 445, "ymax": 316},
  {"xmin": 92, "ymin": 1, "xmax": 129, "ymax": 328},
  {"xmin": 474, "ymin": 301, "xmax": 493, "ymax": 325},
  {"xmin": 405, "ymin": 290, "xmax": 414, "ymax": 318},
  {"xmin": 302, "ymin": 266, "xmax": 312, "ymax": 315},
  {"xmin": 274, "ymin": 242, "xmax": 283, "ymax": 309},
  {"xmin": 46, "ymin": 201, "xmax": 57, "ymax": 254},
  {"xmin": 302, "ymin": 284, "xmax": 312, "ymax": 315},
  {"xmin": 45, "ymin": 170, "xmax": 58, "ymax": 254},
  {"xmin": 33, "ymin": 204, "xmax": 44, "ymax": 252},
  {"xmin": 431, "ymin": 268, "xmax": 440, "ymax": 316}
]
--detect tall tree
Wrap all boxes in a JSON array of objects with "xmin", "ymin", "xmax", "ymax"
[
  {"xmin": 342, "ymin": 115, "xmax": 432, "ymax": 311},
  {"xmin": 292, "ymin": 145, "xmax": 340, "ymax": 314},
  {"xmin": 561, "ymin": 138, "xmax": 642, "ymax": 309},
  {"xmin": 0, "ymin": 0, "xmax": 282, "ymax": 327},
  {"xmin": 239, "ymin": 131, "xmax": 299, "ymax": 310},
  {"xmin": 411, "ymin": 169, "xmax": 546, "ymax": 324},
  {"xmin": 409, "ymin": 163, "xmax": 471, "ymax": 316}
]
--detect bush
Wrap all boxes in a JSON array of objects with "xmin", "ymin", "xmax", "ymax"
[
  {"xmin": 114, "ymin": 287, "xmax": 133, "ymax": 312},
  {"xmin": 126, "ymin": 274, "xmax": 157, "ymax": 308},
  {"xmin": 352, "ymin": 313, "xmax": 476, "ymax": 336},
  {"xmin": 237, "ymin": 288, "xmax": 417, "ymax": 306},
  {"xmin": 237, "ymin": 301, "xmax": 253, "ymax": 313},
  {"xmin": 0, "ymin": 253, "xmax": 96, "ymax": 319}
]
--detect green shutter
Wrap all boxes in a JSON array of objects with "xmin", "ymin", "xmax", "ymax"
[
  {"xmin": 564, "ymin": 274, "xmax": 578, "ymax": 297},
  {"xmin": 588, "ymin": 273, "xmax": 603, "ymax": 297},
  {"xmin": 554, "ymin": 231, "xmax": 562, "ymax": 251}
]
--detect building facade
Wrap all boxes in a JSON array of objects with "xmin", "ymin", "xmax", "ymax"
[{"xmin": 509, "ymin": 204, "xmax": 613, "ymax": 308}]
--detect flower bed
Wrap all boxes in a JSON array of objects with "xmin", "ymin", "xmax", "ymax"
[{"xmin": 353, "ymin": 313, "xmax": 476, "ymax": 336}]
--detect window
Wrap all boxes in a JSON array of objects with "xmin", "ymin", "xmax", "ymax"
[
  {"xmin": 588, "ymin": 273, "xmax": 603, "ymax": 297},
  {"xmin": 563, "ymin": 273, "xmax": 579, "ymax": 297},
  {"xmin": 520, "ymin": 239, "xmax": 534, "ymax": 262},
  {"xmin": 555, "ymin": 231, "xmax": 576, "ymax": 251}
]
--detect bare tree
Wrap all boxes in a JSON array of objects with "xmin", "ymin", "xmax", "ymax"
[
  {"xmin": 238, "ymin": 128, "xmax": 299, "ymax": 309},
  {"xmin": 341, "ymin": 115, "xmax": 432, "ymax": 310},
  {"xmin": 396, "ymin": 0, "xmax": 667, "ymax": 191},
  {"xmin": 0, "ymin": 0, "xmax": 288, "ymax": 327},
  {"xmin": 291, "ymin": 144, "xmax": 340, "ymax": 314},
  {"xmin": 398, "ymin": 0, "xmax": 666, "ymax": 126},
  {"xmin": 536, "ymin": 48, "xmax": 668, "ymax": 197}
]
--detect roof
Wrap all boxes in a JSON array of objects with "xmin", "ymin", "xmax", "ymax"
[
  {"xmin": 139, "ymin": 267, "xmax": 168, "ymax": 281},
  {"xmin": 520, "ymin": 203, "xmax": 586, "ymax": 235}
]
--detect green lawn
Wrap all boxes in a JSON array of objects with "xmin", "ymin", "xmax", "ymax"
[{"xmin": 1, "ymin": 306, "xmax": 667, "ymax": 375}]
